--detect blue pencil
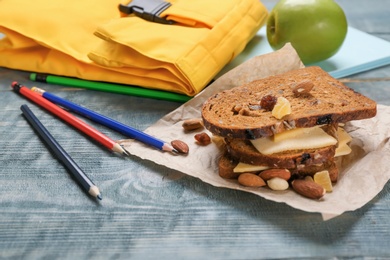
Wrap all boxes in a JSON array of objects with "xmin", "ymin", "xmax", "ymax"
[
  {"xmin": 20, "ymin": 104, "xmax": 102, "ymax": 200},
  {"xmin": 31, "ymin": 87, "xmax": 178, "ymax": 153}
]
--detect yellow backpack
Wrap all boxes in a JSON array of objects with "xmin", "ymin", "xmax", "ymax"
[{"xmin": 0, "ymin": 0, "xmax": 268, "ymax": 96}]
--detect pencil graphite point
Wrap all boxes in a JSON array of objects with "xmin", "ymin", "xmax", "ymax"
[
  {"xmin": 89, "ymin": 186, "xmax": 102, "ymax": 200},
  {"xmin": 162, "ymin": 143, "xmax": 178, "ymax": 153},
  {"xmin": 112, "ymin": 142, "xmax": 130, "ymax": 156},
  {"xmin": 20, "ymin": 104, "xmax": 102, "ymax": 201},
  {"xmin": 121, "ymin": 145, "xmax": 131, "ymax": 156}
]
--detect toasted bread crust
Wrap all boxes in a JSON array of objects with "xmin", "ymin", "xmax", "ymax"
[
  {"xmin": 218, "ymin": 153, "xmax": 240, "ymax": 179},
  {"xmin": 202, "ymin": 66, "xmax": 377, "ymax": 139}
]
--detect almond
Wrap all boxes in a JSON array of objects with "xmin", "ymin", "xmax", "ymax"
[
  {"xmin": 267, "ymin": 177, "xmax": 289, "ymax": 191},
  {"xmin": 238, "ymin": 173, "xmax": 266, "ymax": 187},
  {"xmin": 171, "ymin": 140, "xmax": 189, "ymax": 154},
  {"xmin": 182, "ymin": 118, "xmax": 204, "ymax": 131},
  {"xmin": 259, "ymin": 169, "xmax": 291, "ymax": 181},
  {"xmin": 291, "ymin": 179, "xmax": 326, "ymax": 200},
  {"xmin": 194, "ymin": 132, "xmax": 211, "ymax": 145},
  {"xmin": 292, "ymin": 80, "xmax": 314, "ymax": 95}
]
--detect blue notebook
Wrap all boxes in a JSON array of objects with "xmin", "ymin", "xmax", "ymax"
[{"xmin": 217, "ymin": 26, "xmax": 390, "ymax": 79}]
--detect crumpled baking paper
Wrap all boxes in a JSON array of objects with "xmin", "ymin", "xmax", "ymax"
[{"xmin": 121, "ymin": 44, "xmax": 390, "ymax": 220}]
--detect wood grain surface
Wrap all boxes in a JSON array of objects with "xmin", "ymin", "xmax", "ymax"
[{"xmin": 1, "ymin": 1, "xmax": 390, "ymax": 259}]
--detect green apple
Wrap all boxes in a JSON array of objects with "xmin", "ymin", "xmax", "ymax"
[{"xmin": 266, "ymin": 0, "xmax": 348, "ymax": 64}]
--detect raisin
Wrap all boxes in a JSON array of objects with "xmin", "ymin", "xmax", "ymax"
[
  {"xmin": 260, "ymin": 95, "xmax": 277, "ymax": 111},
  {"xmin": 245, "ymin": 129, "xmax": 256, "ymax": 139},
  {"xmin": 316, "ymin": 114, "xmax": 333, "ymax": 125},
  {"xmin": 300, "ymin": 153, "xmax": 311, "ymax": 164}
]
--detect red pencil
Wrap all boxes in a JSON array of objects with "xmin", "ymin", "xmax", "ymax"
[{"xmin": 12, "ymin": 82, "xmax": 129, "ymax": 156}]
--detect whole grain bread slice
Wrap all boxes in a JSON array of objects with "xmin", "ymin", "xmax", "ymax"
[
  {"xmin": 218, "ymin": 152, "xmax": 339, "ymax": 181},
  {"xmin": 202, "ymin": 66, "xmax": 377, "ymax": 139},
  {"xmin": 225, "ymin": 123, "xmax": 338, "ymax": 169},
  {"xmin": 225, "ymin": 138, "xmax": 336, "ymax": 169}
]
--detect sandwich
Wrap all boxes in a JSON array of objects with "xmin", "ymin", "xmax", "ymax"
[{"xmin": 201, "ymin": 66, "xmax": 377, "ymax": 199}]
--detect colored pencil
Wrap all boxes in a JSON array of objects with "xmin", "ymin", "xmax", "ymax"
[
  {"xmin": 21, "ymin": 104, "xmax": 102, "ymax": 200},
  {"xmin": 29, "ymin": 73, "xmax": 192, "ymax": 103},
  {"xmin": 11, "ymin": 82, "xmax": 129, "ymax": 156},
  {"xmin": 31, "ymin": 87, "xmax": 178, "ymax": 153}
]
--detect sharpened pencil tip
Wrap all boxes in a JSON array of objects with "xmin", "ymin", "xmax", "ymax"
[
  {"xmin": 121, "ymin": 145, "xmax": 131, "ymax": 156},
  {"xmin": 97, "ymin": 194, "xmax": 102, "ymax": 200},
  {"xmin": 162, "ymin": 143, "xmax": 179, "ymax": 154},
  {"xmin": 112, "ymin": 143, "xmax": 130, "ymax": 156}
]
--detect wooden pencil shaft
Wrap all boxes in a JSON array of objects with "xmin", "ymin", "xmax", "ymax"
[
  {"xmin": 30, "ymin": 73, "xmax": 191, "ymax": 103},
  {"xmin": 12, "ymin": 83, "xmax": 116, "ymax": 152},
  {"xmin": 39, "ymin": 89, "xmax": 167, "ymax": 150},
  {"xmin": 20, "ymin": 104, "xmax": 95, "ymax": 193}
]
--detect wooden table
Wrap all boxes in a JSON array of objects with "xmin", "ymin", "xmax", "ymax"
[{"xmin": 1, "ymin": 1, "xmax": 390, "ymax": 258}]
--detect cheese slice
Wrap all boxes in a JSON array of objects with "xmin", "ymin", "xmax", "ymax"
[
  {"xmin": 337, "ymin": 127, "xmax": 352, "ymax": 147},
  {"xmin": 335, "ymin": 143, "xmax": 352, "ymax": 157},
  {"xmin": 335, "ymin": 127, "xmax": 352, "ymax": 157},
  {"xmin": 233, "ymin": 162, "xmax": 269, "ymax": 173},
  {"xmin": 233, "ymin": 127, "xmax": 352, "ymax": 172},
  {"xmin": 251, "ymin": 126, "xmax": 337, "ymax": 155},
  {"xmin": 273, "ymin": 126, "xmax": 321, "ymax": 142}
]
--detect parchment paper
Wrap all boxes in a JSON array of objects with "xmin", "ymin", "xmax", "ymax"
[{"xmin": 121, "ymin": 44, "xmax": 390, "ymax": 220}]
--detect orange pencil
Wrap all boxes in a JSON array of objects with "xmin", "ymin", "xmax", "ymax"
[{"xmin": 12, "ymin": 82, "xmax": 129, "ymax": 156}]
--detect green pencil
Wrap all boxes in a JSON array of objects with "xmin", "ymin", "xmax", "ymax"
[{"xmin": 29, "ymin": 73, "xmax": 191, "ymax": 103}]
